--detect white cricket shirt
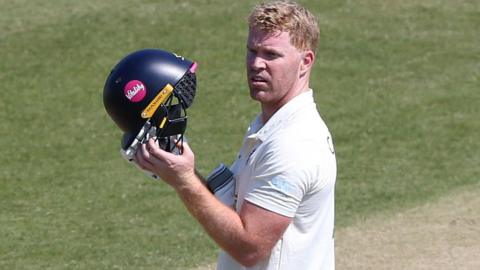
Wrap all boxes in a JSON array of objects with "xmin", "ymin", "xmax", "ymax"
[{"xmin": 216, "ymin": 90, "xmax": 337, "ymax": 270}]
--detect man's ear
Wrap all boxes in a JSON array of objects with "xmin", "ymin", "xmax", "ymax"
[{"xmin": 300, "ymin": 50, "xmax": 315, "ymax": 76}]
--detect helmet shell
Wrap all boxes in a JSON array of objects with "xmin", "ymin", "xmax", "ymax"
[{"xmin": 103, "ymin": 49, "xmax": 194, "ymax": 134}]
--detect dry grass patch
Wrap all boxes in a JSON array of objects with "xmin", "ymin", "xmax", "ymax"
[{"xmin": 336, "ymin": 184, "xmax": 480, "ymax": 270}]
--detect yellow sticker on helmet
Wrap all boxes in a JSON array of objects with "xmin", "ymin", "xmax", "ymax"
[
  {"xmin": 141, "ymin": 84, "xmax": 174, "ymax": 118},
  {"xmin": 159, "ymin": 117, "xmax": 168, "ymax": 128}
]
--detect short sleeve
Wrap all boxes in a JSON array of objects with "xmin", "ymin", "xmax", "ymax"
[{"xmin": 243, "ymin": 141, "xmax": 310, "ymax": 218}]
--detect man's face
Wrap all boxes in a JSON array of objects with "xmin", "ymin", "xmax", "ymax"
[{"xmin": 246, "ymin": 27, "xmax": 304, "ymax": 107}]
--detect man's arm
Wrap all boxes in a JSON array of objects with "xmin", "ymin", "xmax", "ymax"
[{"xmin": 135, "ymin": 139, "xmax": 291, "ymax": 267}]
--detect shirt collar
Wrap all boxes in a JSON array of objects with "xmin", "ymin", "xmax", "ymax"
[{"xmin": 246, "ymin": 89, "xmax": 314, "ymax": 142}]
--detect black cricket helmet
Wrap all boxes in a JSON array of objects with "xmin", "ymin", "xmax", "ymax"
[{"xmin": 103, "ymin": 49, "xmax": 197, "ymax": 153}]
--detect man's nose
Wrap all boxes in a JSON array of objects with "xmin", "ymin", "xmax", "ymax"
[{"xmin": 248, "ymin": 55, "xmax": 266, "ymax": 71}]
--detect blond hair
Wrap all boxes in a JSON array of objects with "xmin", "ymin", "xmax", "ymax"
[{"xmin": 248, "ymin": 1, "xmax": 320, "ymax": 53}]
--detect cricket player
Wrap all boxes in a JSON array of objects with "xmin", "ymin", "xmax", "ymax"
[{"xmin": 134, "ymin": 1, "xmax": 337, "ymax": 269}]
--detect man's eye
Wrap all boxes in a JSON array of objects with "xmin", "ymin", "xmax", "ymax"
[{"xmin": 267, "ymin": 51, "xmax": 280, "ymax": 58}]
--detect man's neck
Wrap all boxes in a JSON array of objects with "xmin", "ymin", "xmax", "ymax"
[{"xmin": 261, "ymin": 82, "xmax": 310, "ymax": 123}]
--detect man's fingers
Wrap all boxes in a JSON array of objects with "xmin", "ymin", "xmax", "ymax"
[
  {"xmin": 134, "ymin": 144, "xmax": 154, "ymax": 170},
  {"xmin": 146, "ymin": 138, "xmax": 173, "ymax": 160},
  {"xmin": 180, "ymin": 141, "xmax": 194, "ymax": 157}
]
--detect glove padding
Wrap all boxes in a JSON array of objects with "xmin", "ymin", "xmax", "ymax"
[{"xmin": 206, "ymin": 164, "xmax": 236, "ymax": 208}]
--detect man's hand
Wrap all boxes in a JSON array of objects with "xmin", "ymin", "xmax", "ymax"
[{"xmin": 134, "ymin": 138, "xmax": 196, "ymax": 190}]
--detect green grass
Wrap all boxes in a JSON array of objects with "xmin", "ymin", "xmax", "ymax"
[{"xmin": 1, "ymin": 0, "xmax": 478, "ymax": 269}]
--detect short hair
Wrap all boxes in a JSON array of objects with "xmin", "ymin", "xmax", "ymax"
[{"xmin": 248, "ymin": 1, "xmax": 320, "ymax": 53}]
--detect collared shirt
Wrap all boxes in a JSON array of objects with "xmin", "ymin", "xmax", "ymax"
[{"xmin": 216, "ymin": 90, "xmax": 337, "ymax": 270}]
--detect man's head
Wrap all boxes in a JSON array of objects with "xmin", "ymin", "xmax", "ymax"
[
  {"xmin": 246, "ymin": 1, "xmax": 319, "ymax": 119},
  {"xmin": 248, "ymin": 1, "xmax": 319, "ymax": 54}
]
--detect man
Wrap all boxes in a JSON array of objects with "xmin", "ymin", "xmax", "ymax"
[{"xmin": 135, "ymin": 1, "xmax": 337, "ymax": 269}]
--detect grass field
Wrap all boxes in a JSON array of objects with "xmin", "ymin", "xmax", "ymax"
[{"xmin": 1, "ymin": 0, "xmax": 479, "ymax": 269}]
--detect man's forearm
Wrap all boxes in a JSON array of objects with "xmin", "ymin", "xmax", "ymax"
[{"xmin": 174, "ymin": 175, "xmax": 263, "ymax": 266}]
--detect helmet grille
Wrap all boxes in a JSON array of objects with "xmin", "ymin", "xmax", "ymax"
[{"xmin": 174, "ymin": 71, "xmax": 196, "ymax": 108}]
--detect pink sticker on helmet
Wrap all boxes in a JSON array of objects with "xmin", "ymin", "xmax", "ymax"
[
  {"xmin": 189, "ymin": 62, "xmax": 198, "ymax": 73},
  {"xmin": 124, "ymin": 80, "xmax": 147, "ymax": 102}
]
